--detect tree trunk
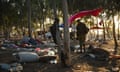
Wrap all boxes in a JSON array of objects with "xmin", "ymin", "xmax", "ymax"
[
  {"xmin": 27, "ymin": 0, "xmax": 32, "ymax": 37},
  {"xmin": 53, "ymin": 0, "xmax": 62, "ymax": 64},
  {"xmin": 42, "ymin": 17, "xmax": 46, "ymax": 40},
  {"xmin": 111, "ymin": 15, "xmax": 118, "ymax": 72},
  {"xmin": 117, "ymin": 12, "xmax": 120, "ymax": 40},
  {"xmin": 4, "ymin": 19, "xmax": 9, "ymax": 40},
  {"xmin": 106, "ymin": 21, "xmax": 111, "ymax": 39},
  {"xmin": 62, "ymin": 0, "xmax": 71, "ymax": 66},
  {"xmin": 112, "ymin": 15, "xmax": 118, "ymax": 54},
  {"xmin": 96, "ymin": 18, "xmax": 99, "ymax": 40},
  {"xmin": 102, "ymin": 19, "xmax": 106, "ymax": 41}
]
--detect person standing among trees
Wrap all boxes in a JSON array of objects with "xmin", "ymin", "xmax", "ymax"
[
  {"xmin": 76, "ymin": 20, "xmax": 89, "ymax": 53},
  {"xmin": 50, "ymin": 18, "xmax": 59, "ymax": 44}
]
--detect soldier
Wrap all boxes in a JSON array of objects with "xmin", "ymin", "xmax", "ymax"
[
  {"xmin": 76, "ymin": 20, "xmax": 89, "ymax": 53},
  {"xmin": 50, "ymin": 18, "xmax": 59, "ymax": 44}
]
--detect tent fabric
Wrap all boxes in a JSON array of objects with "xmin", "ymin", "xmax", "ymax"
[{"xmin": 69, "ymin": 8, "xmax": 102, "ymax": 24}]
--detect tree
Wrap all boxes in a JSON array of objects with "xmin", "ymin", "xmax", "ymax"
[{"xmin": 62, "ymin": 0, "xmax": 71, "ymax": 66}]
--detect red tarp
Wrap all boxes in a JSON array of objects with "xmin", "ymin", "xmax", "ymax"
[{"xmin": 69, "ymin": 8, "xmax": 102, "ymax": 24}]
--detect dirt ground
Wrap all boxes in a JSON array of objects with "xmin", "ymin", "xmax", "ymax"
[{"xmin": 0, "ymin": 40, "xmax": 120, "ymax": 72}]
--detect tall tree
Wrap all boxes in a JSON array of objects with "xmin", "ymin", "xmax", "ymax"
[
  {"xmin": 62, "ymin": 0, "xmax": 71, "ymax": 66},
  {"xmin": 27, "ymin": 0, "xmax": 32, "ymax": 37}
]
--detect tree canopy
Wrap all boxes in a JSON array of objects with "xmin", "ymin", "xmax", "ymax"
[{"xmin": 0, "ymin": 0, "xmax": 120, "ymax": 37}]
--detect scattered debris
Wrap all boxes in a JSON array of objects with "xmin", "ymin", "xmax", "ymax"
[
  {"xmin": 13, "ymin": 52, "xmax": 39, "ymax": 62},
  {"xmin": 0, "ymin": 63, "xmax": 23, "ymax": 72},
  {"xmin": 0, "ymin": 63, "xmax": 11, "ymax": 71},
  {"xmin": 111, "ymin": 67, "xmax": 119, "ymax": 72},
  {"xmin": 86, "ymin": 45, "xmax": 110, "ymax": 61}
]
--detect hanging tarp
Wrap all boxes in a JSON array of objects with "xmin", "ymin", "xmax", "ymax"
[{"xmin": 69, "ymin": 8, "xmax": 102, "ymax": 24}]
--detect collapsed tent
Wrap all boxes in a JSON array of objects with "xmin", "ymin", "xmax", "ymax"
[{"xmin": 69, "ymin": 8, "xmax": 102, "ymax": 24}]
